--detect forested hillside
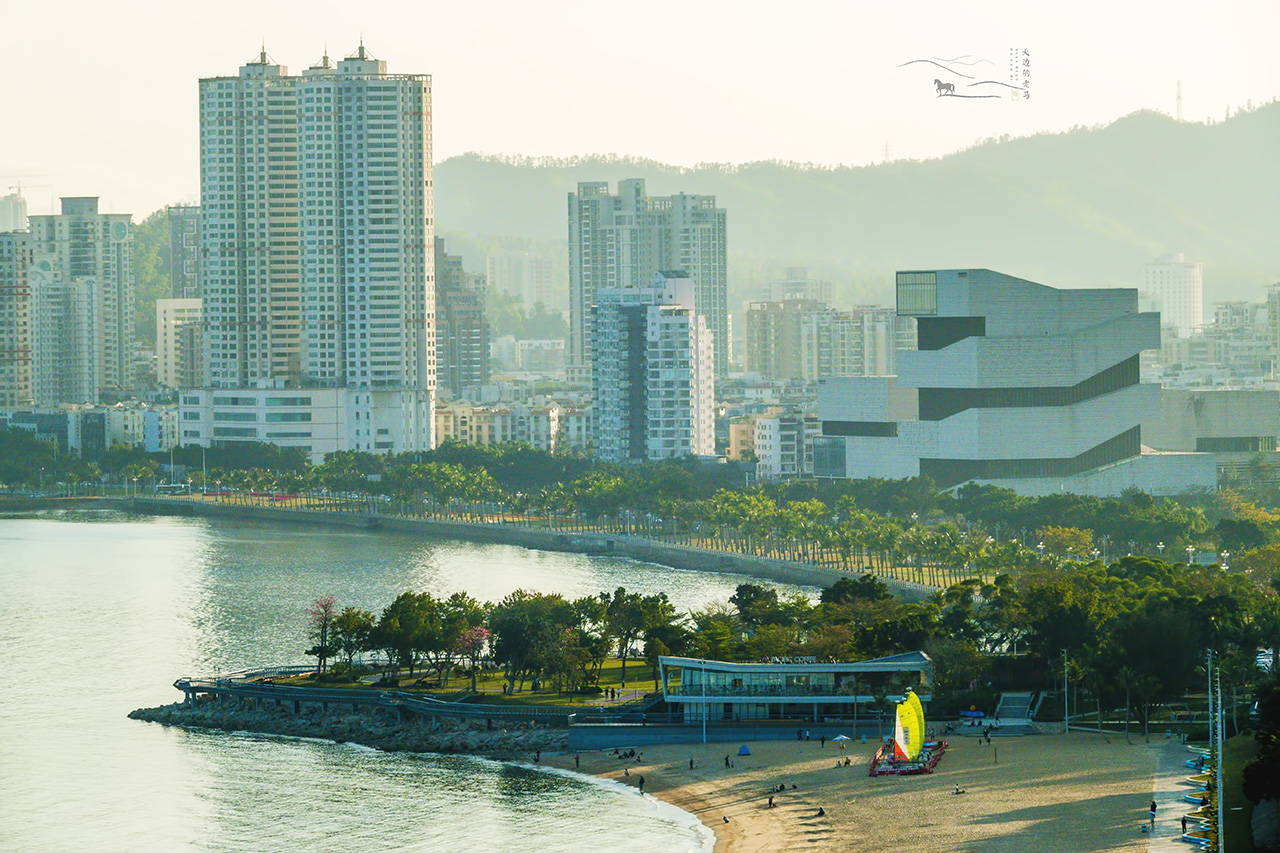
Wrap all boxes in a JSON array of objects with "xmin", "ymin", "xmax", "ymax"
[{"xmin": 435, "ymin": 102, "xmax": 1280, "ymax": 308}]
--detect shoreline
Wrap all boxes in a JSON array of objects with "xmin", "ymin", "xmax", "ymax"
[
  {"xmin": 130, "ymin": 699, "xmax": 1178, "ymax": 852},
  {"xmin": 12, "ymin": 496, "xmax": 933, "ymax": 602},
  {"xmin": 547, "ymin": 734, "xmax": 1180, "ymax": 852},
  {"xmin": 130, "ymin": 698, "xmax": 716, "ymax": 850}
]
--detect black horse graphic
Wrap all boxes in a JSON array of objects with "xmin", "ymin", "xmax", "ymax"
[{"xmin": 934, "ymin": 79, "xmax": 956, "ymax": 96}]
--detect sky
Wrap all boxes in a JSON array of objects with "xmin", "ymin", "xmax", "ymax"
[{"xmin": 1, "ymin": 0, "xmax": 1277, "ymax": 220}]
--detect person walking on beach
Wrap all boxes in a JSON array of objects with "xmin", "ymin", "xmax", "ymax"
[
  {"xmin": 690, "ymin": 758, "xmax": 695, "ymax": 770},
  {"xmin": 768, "ymin": 795, "xmax": 775, "ymax": 808},
  {"xmin": 725, "ymin": 755, "xmax": 731, "ymax": 768},
  {"xmin": 638, "ymin": 775, "xmax": 645, "ymax": 794},
  {"xmin": 1181, "ymin": 816, "xmax": 1187, "ymax": 834},
  {"xmin": 575, "ymin": 753, "xmax": 580, "ymax": 769},
  {"xmin": 820, "ymin": 734, "xmax": 826, "ymax": 748},
  {"xmin": 1149, "ymin": 800, "xmax": 1157, "ymax": 826}
]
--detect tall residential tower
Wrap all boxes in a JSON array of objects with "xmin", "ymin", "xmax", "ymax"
[
  {"xmin": 27, "ymin": 198, "xmax": 135, "ymax": 406},
  {"xmin": 591, "ymin": 271, "xmax": 715, "ymax": 462},
  {"xmin": 569, "ymin": 180, "xmax": 727, "ymax": 378},
  {"xmin": 187, "ymin": 46, "xmax": 434, "ymax": 457}
]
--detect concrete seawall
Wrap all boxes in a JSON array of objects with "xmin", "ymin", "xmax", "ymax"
[{"xmin": 77, "ymin": 497, "xmax": 932, "ymax": 602}]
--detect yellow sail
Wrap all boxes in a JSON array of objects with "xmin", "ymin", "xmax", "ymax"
[
  {"xmin": 893, "ymin": 694, "xmax": 925, "ymax": 761},
  {"xmin": 906, "ymin": 691, "xmax": 926, "ymax": 754}
]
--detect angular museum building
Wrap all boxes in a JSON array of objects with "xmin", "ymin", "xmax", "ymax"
[{"xmin": 814, "ymin": 269, "xmax": 1216, "ymax": 496}]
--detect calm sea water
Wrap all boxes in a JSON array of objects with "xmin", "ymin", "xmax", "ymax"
[{"xmin": 0, "ymin": 509, "xmax": 815, "ymax": 852}]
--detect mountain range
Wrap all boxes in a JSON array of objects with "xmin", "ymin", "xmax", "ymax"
[{"xmin": 435, "ymin": 101, "xmax": 1280, "ymax": 310}]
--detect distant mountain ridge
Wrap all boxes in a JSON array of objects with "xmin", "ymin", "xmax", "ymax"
[{"xmin": 435, "ymin": 103, "xmax": 1280, "ymax": 307}]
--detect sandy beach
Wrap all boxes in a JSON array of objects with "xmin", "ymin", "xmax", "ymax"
[{"xmin": 549, "ymin": 732, "xmax": 1172, "ymax": 852}]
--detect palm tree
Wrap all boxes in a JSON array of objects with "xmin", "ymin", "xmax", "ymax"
[{"xmin": 1116, "ymin": 666, "xmax": 1137, "ymax": 743}]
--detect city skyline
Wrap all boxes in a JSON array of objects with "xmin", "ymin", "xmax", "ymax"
[{"xmin": 1, "ymin": 0, "xmax": 1277, "ymax": 219}]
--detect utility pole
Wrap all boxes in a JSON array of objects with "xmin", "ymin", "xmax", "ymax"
[{"xmin": 1063, "ymin": 649, "xmax": 1069, "ymax": 734}]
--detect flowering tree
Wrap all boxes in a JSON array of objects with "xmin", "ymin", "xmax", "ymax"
[
  {"xmin": 455, "ymin": 625, "xmax": 491, "ymax": 692},
  {"xmin": 306, "ymin": 595, "xmax": 339, "ymax": 673}
]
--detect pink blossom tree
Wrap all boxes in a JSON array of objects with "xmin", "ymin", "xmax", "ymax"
[
  {"xmin": 306, "ymin": 595, "xmax": 339, "ymax": 673},
  {"xmin": 455, "ymin": 625, "xmax": 491, "ymax": 692}
]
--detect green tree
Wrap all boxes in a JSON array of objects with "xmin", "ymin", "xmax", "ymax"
[{"xmin": 333, "ymin": 607, "xmax": 375, "ymax": 675}]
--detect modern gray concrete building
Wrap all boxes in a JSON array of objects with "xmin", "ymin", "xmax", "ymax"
[
  {"xmin": 591, "ymin": 272, "xmax": 715, "ymax": 462},
  {"xmin": 1143, "ymin": 388, "xmax": 1280, "ymax": 481},
  {"xmin": 569, "ymin": 179, "xmax": 727, "ymax": 378},
  {"xmin": 26, "ymin": 198, "xmax": 135, "ymax": 406},
  {"xmin": 193, "ymin": 46, "xmax": 433, "ymax": 453},
  {"xmin": 814, "ymin": 269, "xmax": 1217, "ymax": 496}
]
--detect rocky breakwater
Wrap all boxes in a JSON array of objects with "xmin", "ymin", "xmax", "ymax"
[{"xmin": 129, "ymin": 697, "xmax": 567, "ymax": 761}]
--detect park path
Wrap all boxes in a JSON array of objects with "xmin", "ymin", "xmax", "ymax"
[{"xmin": 1146, "ymin": 738, "xmax": 1201, "ymax": 850}]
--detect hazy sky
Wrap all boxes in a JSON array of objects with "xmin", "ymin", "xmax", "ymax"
[{"xmin": 2, "ymin": 0, "xmax": 1276, "ymax": 219}]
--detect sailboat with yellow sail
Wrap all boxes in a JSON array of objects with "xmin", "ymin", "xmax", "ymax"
[{"xmin": 869, "ymin": 690, "xmax": 948, "ymax": 776}]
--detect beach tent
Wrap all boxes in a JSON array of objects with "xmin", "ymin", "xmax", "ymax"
[{"xmin": 737, "ymin": 745, "xmax": 751, "ymax": 756}]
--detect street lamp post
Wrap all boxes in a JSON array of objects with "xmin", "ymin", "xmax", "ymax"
[
  {"xmin": 1063, "ymin": 648, "xmax": 1070, "ymax": 735},
  {"xmin": 1157, "ymin": 541, "xmax": 1165, "ymax": 558}
]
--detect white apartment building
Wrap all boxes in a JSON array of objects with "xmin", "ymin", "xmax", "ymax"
[
  {"xmin": 754, "ymin": 413, "xmax": 821, "ymax": 479},
  {"xmin": 561, "ymin": 405, "xmax": 593, "ymax": 453},
  {"xmin": 486, "ymin": 252, "xmax": 554, "ymax": 314},
  {"xmin": 1144, "ymin": 253, "xmax": 1203, "ymax": 337},
  {"xmin": 196, "ymin": 45, "xmax": 434, "ymax": 452},
  {"xmin": 0, "ymin": 234, "xmax": 32, "ymax": 408},
  {"xmin": 569, "ymin": 180, "xmax": 728, "ymax": 378},
  {"xmin": 179, "ymin": 387, "xmax": 432, "ymax": 464},
  {"xmin": 156, "ymin": 298, "xmax": 203, "ymax": 388},
  {"xmin": 105, "ymin": 404, "xmax": 180, "ymax": 452},
  {"xmin": 0, "ymin": 192, "xmax": 28, "ymax": 233},
  {"xmin": 26, "ymin": 198, "xmax": 135, "ymax": 406},
  {"xmin": 800, "ymin": 307, "xmax": 907, "ymax": 380},
  {"xmin": 434, "ymin": 400, "xmax": 560, "ymax": 451},
  {"xmin": 591, "ymin": 272, "xmax": 715, "ymax": 462},
  {"xmin": 815, "ymin": 269, "xmax": 1217, "ymax": 497}
]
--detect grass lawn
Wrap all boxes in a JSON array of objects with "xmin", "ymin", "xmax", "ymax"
[
  {"xmin": 1224, "ymin": 732, "xmax": 1258, "ymax": 853},
  {"xmin": 274, "ymin": 656, "xmax": 661, "ymax": 707}
]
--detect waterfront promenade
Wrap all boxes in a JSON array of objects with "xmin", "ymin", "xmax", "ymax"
[{"xmin": 104, "ymin": 494, "xmax": 937, "ymax": 600}]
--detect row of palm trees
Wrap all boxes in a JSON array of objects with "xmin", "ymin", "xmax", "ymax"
[{"xmin": 176, "ymin": 466, "xmax": 1063, "ymax": 590}]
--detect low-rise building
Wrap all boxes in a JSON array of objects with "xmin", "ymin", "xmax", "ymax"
[
  {"xmin": 658, "ymin": 653, "xmax": 933, "ymax": 723},
  {"xmin": 179, "ymin": 388, "xmax": 433, "ymax": 464},
  {"xmin": 755, "ymin": 412, "xmax": 821, "ymax": 479}
]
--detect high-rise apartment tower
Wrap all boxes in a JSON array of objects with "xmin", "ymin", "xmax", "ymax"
[
  {"xmin": 191, "ymin": 46, "xmax": 434, "ymax": 454},
  {"xmin": 27, "ymin": 198, "xmax": 135, "ymax": 405},
  {"xmin": 569, "ymin": 180, "xmax": 727, "ymax": 378},
  {"xmin": 591, "ymin": 271, "xmax": 715, "ymax": 462},
  {"xmin": 199, "ymin": 46, "xmax": 434, "ymax": 395}
]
